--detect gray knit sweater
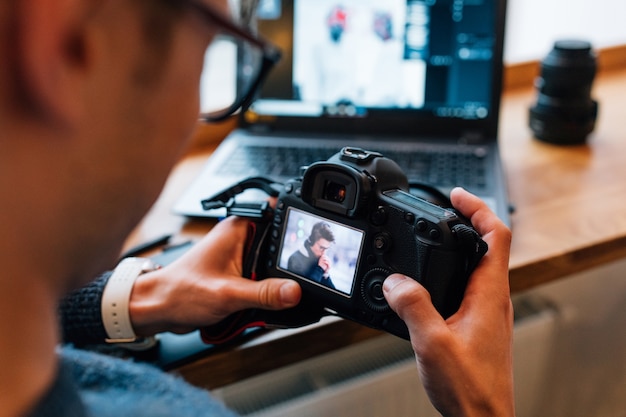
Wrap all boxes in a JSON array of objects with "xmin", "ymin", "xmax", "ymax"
[
  {"xmin": 51, "ymin": 273, "xmax": 239, "ymax": 416},
  {"xmin": 27, "ymin": 346, "xmax": 238, "ymax": 417}
]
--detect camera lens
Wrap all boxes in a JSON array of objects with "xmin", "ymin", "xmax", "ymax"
[
  {"xmin": 323, "ymin": 181, "xmax": 347, "ymax": 203},
  {"xmin": 529, "ymin": 39, "xmax": 598, "ymax": 145}
]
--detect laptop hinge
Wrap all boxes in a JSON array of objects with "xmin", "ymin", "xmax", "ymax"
[{"xmin": 459, "ymin": 130, "xmax": 486, "ymax": 145}]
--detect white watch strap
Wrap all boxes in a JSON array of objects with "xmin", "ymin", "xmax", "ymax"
[{"xmin": 101, "ymin": 257, "xmax": 156, "ymax": 343}]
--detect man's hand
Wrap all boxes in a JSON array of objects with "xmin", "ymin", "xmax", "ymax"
[
  {"xmin": 383, "ymin": 187, "xmax": 514, "ymax": 417},
  {"xmin": 318, "ymin": 254, "xmax": 331, "ymax": 274},
  {"xmin": 128, "ymin": 217, "xmax": 302, "ymax": 336}
]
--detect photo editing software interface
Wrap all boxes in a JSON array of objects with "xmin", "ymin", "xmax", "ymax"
[{"xmin": 250, "ymin": 0, "xmax": 498, "ymax": 121}]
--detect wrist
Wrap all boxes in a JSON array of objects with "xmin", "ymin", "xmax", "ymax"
[
  {"xmin": 460, "ymin": 382, "xmax": 516, "ymax": 417},
  {"xmin": 127, "ymin": 266, "xmax": 171, "ymax": 336}
]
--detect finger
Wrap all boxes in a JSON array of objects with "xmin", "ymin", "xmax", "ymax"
[
  {"xmin": 209, "ymin": 216, "xmax": 250, "ymax": 250},
  {"xmin": 450, "ymin": 187, "xmax": 512, "ymax": 304},
  {"xmin": 450, "ymin": 187, "xmax": 511, "ymax": 265},
  {"xmin": 383, "ymin": 274, "xmax": 446, "ymax": 348},
  {"xmin": 451, "ymin": 187, "xmax": 511, "ymax": 245},
  {"xmin": 183, "ymin": 216, "xmax": 250, "ymax": 263},
  {"xmin": 227, "ymin": 278, "xmax": 302, "ymax": 311},
  {"xmin": 450, "ymin": 188, "xmax": 503, "ymax": 236}
]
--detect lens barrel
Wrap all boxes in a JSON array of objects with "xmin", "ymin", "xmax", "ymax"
[{"xmin": 529, "ymin": 40, "xmax": 599, "ymax": 145}]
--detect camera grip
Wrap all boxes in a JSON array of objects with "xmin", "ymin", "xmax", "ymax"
[{"xmin": 420, "ymin": 223, "xmax": 488, "ymax": 318}]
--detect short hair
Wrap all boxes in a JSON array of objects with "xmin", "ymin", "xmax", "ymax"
[{"xmin": 307, "ymin": 222, "xmax": 335, "ymax": 246}]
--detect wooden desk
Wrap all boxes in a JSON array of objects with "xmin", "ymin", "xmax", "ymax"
[
  {"xmin": 502, "ymin": 68, "xmax": 626, "ymax": 292},
  {"xmin": 125, "ymin": 66, "xmax": 626, "ymax": 389}
]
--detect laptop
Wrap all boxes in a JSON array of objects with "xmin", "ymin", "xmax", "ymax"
[{"xmin": 174, "ymin": 0, "xmax": 510, "ymax": 225}]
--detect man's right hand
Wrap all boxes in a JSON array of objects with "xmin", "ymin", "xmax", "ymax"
[
  {"xmin": 318, "ymin": 254, "xmax": 331, "ymax": 274},
  {"xmin": 384, "ymin": 187, "xmax": 514, "ymax": 417}
]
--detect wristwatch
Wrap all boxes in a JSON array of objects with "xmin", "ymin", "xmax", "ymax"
[{"xmin": 101, "ymin": 257, "xmax": 159, "ymax": 349}]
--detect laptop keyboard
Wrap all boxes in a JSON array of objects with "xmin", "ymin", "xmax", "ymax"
[
  {"xmin": 384, "ymin": 148, "xmax": 488, "ymax": 189},
  {"xmin": 216, "ymin": 145, "xmax": 488, "ymax": 190},
  {"xmin": 217, "ymin": 145, "xmax": 339, "ymax": 178}
]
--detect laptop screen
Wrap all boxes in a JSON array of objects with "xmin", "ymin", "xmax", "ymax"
[{"xmin": 234, "ymin": 0, "xmax": 505, "ymax": 138}]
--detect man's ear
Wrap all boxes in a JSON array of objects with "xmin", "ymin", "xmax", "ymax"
[{"xmin": 15, "ymin": 0, "xmax": 94, "ymax": 126}]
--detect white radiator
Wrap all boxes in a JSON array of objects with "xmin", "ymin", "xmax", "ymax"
[
  {"xmin": 212, "ymin": 333, "xmax": 438, "ymax": 417},
  {"xmin": 213, "ymin": 257, "xmax": 626, "ymax": 417},
  {"xmin": 212, "ymin": 305, "xmax": 558, "ymax": 417}
]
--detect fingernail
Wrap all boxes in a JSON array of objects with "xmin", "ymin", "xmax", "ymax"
[
  {"xmin": 383, "ymin": 274, "xmax": 408, "ymax": 292},
  {"xmin": 280, "ymin": 281, "xmax": 301, "ymax": 306}
]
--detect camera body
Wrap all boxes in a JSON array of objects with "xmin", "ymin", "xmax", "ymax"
[{"xmin": 248, "ymin": 147, "xmax": 487, "ymax": 339}]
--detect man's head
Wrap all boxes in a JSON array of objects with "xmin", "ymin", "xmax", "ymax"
[
  {"xmin": 307, "ymin": 222, "xmax": 335, "ymax": 258},
  {"xmin": 0, "ymin": 2, "xmax": 280, "ymax": 415},
  {"xmin": 0, "ymin": 0, "xmax": 229, "ymax": 291}
]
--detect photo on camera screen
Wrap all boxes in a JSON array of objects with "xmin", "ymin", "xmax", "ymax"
[{"xmin": 277, "ymin": 207, "xmax": 365, "ymax": 296}]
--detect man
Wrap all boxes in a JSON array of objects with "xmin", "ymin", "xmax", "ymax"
[
  {"xmin": 0, "ymin": 1, "xmax": 514, "ymax": 416},
  {"xmin": 287, "ymin": 222, "xmax": 336, "ymax": 289}
]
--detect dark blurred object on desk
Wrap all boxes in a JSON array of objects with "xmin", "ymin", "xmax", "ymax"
[{"xmin": 529, "ymin": 39, "xmax": 599, "ymax": 145}]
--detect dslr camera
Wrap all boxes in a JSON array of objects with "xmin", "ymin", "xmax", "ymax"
[{"xmin": 201, "ymin": 147, "xmax": 487, "ymax": 341}]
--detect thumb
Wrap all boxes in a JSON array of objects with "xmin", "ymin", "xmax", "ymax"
[
  {"xmin": 383, "ymin": 274, "xmax": 445, "ymax": 344},
  {"xmin": 237, "ymin": 278, "xmax": 302, "ymax": 311}
]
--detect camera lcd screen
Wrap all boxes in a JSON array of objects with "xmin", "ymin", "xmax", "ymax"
[{"xmin": 277, "ymin": 207, "xmax": 365, "ymax": 296}]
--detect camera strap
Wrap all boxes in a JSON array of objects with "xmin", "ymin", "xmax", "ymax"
[
  {"xmin": 201, "ymin": 176, "xmax": 282, "ymax": 216},
  {"xmin": 200, "ymin": 302, "xmax": 329, "ymax": 345}
]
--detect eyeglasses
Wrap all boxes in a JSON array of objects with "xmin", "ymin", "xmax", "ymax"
[
  {"xmin": 314, "ymin": 242, "xmax": 331, "ymax": 252},
  {"xmin": 184, "ymin": 0, "xmax": 281, "ymax": 122}
]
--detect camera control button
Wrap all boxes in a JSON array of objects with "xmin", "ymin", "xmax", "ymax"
[
  {"xmin": 429, "ymin": 228, "xmax": 441, "ymax": 240},
  {"xmin": 371, "ymin": 281, "xmax": 384, "ymax": 301},
  {"xmin": 370, "ymin": 206, "xmax": 387, "ymax": 225},
  {"xmin": 373, "ymin": 232, "xmax": 392, "ymax": 252},
  {"xmin": 416, "ymin": 219, "xmax": 428, "ymax": 232},
  {"xmin": 361, "ymin": 269, "xmax": 392, "ymax": 313}
]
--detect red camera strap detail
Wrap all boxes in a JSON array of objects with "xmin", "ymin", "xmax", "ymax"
[{"xmin": 200, "ymin": 312, "xmax": 267, "ymax": 344}]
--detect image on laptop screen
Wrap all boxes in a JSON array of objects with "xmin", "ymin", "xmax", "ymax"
[{"xmin": 248, "ymin": 0, "xmax": 497, "ymax": 127}]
